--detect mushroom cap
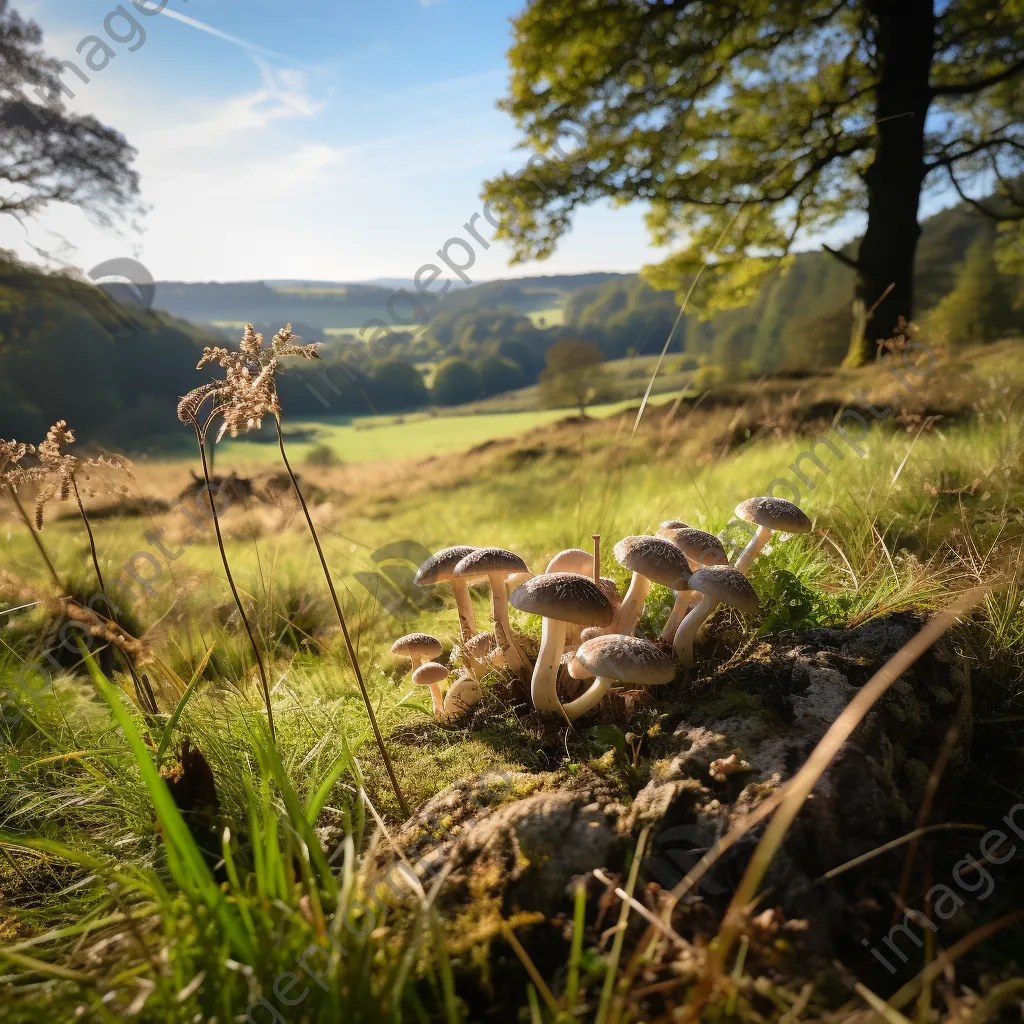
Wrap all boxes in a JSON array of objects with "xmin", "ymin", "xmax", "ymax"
[
  {"xmin": 463, "ymin": 631, "xmax": 496, "ymax": 659},
  {"xmin": 734, "ymin": 496, "xmax": 811, "ymax": 534},
  {"xmin": 657, "ymin": 519, "xmax": 689, "ymax": 537},
  {"xmin": 391, "ymin": 632, "xmax": 443, "ymax": 659},
  {"xmin": 546, "ymin": 548, "xmax": 594, "ymax": 575},
  {"xmin": 453, "ymin": 547, "xmax": 529, "ymax": 579},
  {"xmin": 414, "ymin": 546, "xmax": 477, "ymax": 585},
  {"xmin": 506, "ymin": 571, "xmax": 535, "ymax": 590},
  {"xmin": 596, "ymin": 576, "xmax": 622, "ymax": 608},
  {"xmin": 444, "ymin": 673, "xmax": 483, "ymax": 714},
  {"xmin": 613, "ymin": 535, "xmax": 692, "ymax": 590},
  {"xmin": 580, "ymin": 625, "xmax": 607, "ymax": 642},
  {"xmin": 575, "ymin": 634, "xmax": 675, "ymax": 686},
  {"xmin": 412, "ymin": 662, "xmax": 449, "ymax": 687},
  {"xmin": 688, "ymin": 565, "xmax": 760, "ymax": 617},
  {"xmin": 509, "ymin": 572, "xmax": 614, "ymax": 627},
  {"xmin": 662, "ymin": 527, "xmax": 728, "ymax": 568}
]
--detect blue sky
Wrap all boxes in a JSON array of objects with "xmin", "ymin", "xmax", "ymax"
[{"xmin": 0, "ymin": 0, "xmax": 897, "ymax": 284}]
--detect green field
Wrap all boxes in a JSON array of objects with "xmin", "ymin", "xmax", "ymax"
[{"xmin": 221, "ymin": 390, "xmax": 686, "ymax": 466}]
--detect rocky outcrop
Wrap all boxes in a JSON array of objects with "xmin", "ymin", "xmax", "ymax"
[{"xmin": 379, "ymin": 613, "xmax": 971, "ymax": 960}]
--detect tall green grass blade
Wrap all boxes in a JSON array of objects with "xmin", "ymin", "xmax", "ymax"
[{"xmin": 155, "ymin": 644, "xmax": 214, "ymax": 767}]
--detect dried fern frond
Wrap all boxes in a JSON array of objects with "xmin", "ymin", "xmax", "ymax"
[
  {"xmin": 0, "ymin": 438, "xmax": 35, "ymax": 491},
  {"xmin": 187, "ymin": 323, "xmax": 321, "ymax": 441},
  {"xmin": 29, "ymin": 421, "xmax": 134, "ymax": 529},
  {"xmin": 178, "ymin": 381, "xmax": 226, "ymax": 424}
]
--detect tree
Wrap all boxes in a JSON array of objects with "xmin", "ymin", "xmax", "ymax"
[
  {"xmin": 539, "ymin": 340, "xmax": 610, "ymax": 416},
  {"xmin": 431, "ymin": 358, "xmax": 483, "ymax": 406},
  {"xmin": 924, "ymin": 237, "xmax": 1018, "ymax": 346},
  {"xmin": 482, "ymin": 1, "xmax": 1024, "ymax": 367},
  {"xmin": 0, "ymin": 1, "xmax": 139, "ymax": 229},
  {"xmin": 370, "ymin": 359, "xmax": 429, "ymax": 411},
  {"xmin": 476, "ymin": 354, "xmax": 527, "ymax": 397}
]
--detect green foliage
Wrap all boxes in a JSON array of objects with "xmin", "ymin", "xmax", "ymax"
[
  {"xmin": 538, "ymin": 339, "xmax": 610, "ymax": 415},
  {"xmin": 431, "ymin": 357, "xmax": 483, "ymax": 406},
  {"xmin": 756, "ymin": 568, "xmax": 853, "ymax": 634},
  {"xmin": 305, "ymin": 442, "xmax": 340, "ymax": 467},
  {"xmin": 475, "ymin": 354, "xmax": 527, "ymax": 397},
  {"xmin": 924, "ymin": 238, "xmax": 1019, "ymax": 347},
  {"xmin": 482, "ymin": 0, "xmax": 1024, "ymax": 364}
]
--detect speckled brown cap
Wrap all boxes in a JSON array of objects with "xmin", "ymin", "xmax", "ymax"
[
  {"xmin": 735, "ymin": 497, "xmax": 811, "ymax": 534},
  {"xmin": 509, "ymin": 572, "xmax": 614, "ymax": 627},
  {"xmin": 412, "ymin": 662, "xmax": 449, "ymax": 687},
  {"xmin": 613, "ymin": 536, "xmax": 692, "ymax": 590},
  {"xmin": 688, "ymin": 566, "xmax": 760, "ymax": 617},
  {"xmin": 575, "ymin": 634, "xmax": 675, "ymax": 686},
  {"xmin": 391, "ymin": 633, "xmax": 443, "ymax": 659},
  {"xmin": 453, "ymin": 547, "xmax": 529, "ymax": 579},
  {"xmin": 657, "ymin": 519, "xmax": 689, "ymax": 537},
  {"xmin": 463, "ymin": 631, "xmax": 495, "ymax": 659},
  {"xmin": 662, "ymin": 526, "xmax": 728, "ymax": 568},
  {"xmin": 414, "ymin": 546, "xmax": 476, "ymax": 585}
]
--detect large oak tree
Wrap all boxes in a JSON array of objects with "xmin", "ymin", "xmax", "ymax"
[
  {"xmin": 482, "ymin": 0, "xmax": 1024, "ymax": 365},
  {"xmin": 0, "ymin": 1, "xmax": 138, "ymax": 233}
]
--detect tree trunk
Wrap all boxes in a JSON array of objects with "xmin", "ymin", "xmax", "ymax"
[{"xmin": 843, "ymin": 0, "xmax": 935, "ymax": 367}]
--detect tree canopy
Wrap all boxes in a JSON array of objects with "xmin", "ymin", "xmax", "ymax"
[
  {"xmin": 482, "ymin": 0, "xmax": 1024, "ymax": 365},
  {"xmin": 0, "ymin": 0, "xmax": 139, "ymax": 227}
]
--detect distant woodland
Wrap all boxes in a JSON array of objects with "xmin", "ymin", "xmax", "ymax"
[{"xmin": 1, "ymin": 198, "xmax": 1021, "ymax": 451}]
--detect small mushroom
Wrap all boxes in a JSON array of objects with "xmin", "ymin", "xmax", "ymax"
[
  {"xmin": 656, "ymin": 519, "xmax": 689, "ymax": 536},
  {"xmin": 657, "ymin": 527, "xmax": 729, "ymax": 642},
  {"xmin": 390, "ymin": 633, "xmax": 443, "ymax": 674},
  {"xmin": 547, "ymin": 549, "xmax": 605, "ymax": 648},
  {"xmin": 460, "ymin": 630, "xmax": 496, "ymax": 679},
  {"xmin": 440, "ymin": 672, "xmax": 483, "ymax": 722},
  {"xmin": 414, "ymin": 546, "xmax": 478, "ymax": 643},
  {"xmin": 566, "ymin": 623, "xmax": 611, "ymax": 680},
  {"xmin": 611, "ymin": 536, "xmax": 692, "ymax": 636},
  {"xmin": 411, "ymin": 661, "xmax": 449, "ymax": 718},
  {"xmin": 733, "ymin": 497, "xmax": 812, "ymax": 575},
  {"xmin": 509, "ymin": 573, "xmax": 613, "ymax": 716},
  {"xmin": 545, "ymin": 549, "xmax": 594, "ymax": 574},
  {"xmin": 672, "ymin": 565, "xmax": 760, "ymax": 668},
  {"xmin": 561, "ymin": 634, "xmax": 675, "ymax": 722},
  {"xmin": 453, "ymin": 547, "xmax": 531, "ymax": 673}
]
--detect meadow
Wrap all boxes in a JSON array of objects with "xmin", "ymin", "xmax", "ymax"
[{"xmin": 1, "ymin": 338, "xmax": 1022, "ymax": 1022}]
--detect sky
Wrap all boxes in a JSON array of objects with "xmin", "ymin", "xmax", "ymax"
[{"xmin": 0, "ymin": 0, "xmax": 945, "ymax": 285}]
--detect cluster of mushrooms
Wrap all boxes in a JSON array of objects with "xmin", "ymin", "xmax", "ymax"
[{"xmin": 389, "ymin": 496, "xmax": 811, "ymax": 724}]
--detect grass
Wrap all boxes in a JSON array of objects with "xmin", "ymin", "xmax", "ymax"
[{"xmin": 1, "ymin": 339, "xmax": 1023, "ymax": 1020}]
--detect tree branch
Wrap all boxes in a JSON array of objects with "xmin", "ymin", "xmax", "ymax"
[
  {"xmin": 932, "ymin": 58, "xmax": 1024, "ymax": 97},
  {"xmin": 944, "ymin": 163, "xmax": 1024, "ymax": 221},
  {"xmin": 823, "ymin": 244, "xmax": 861, "ymax": 271}
]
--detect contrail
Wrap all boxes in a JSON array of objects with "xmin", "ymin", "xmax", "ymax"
[{"xmin": 154, "ymin": 8, "xmax": 293, "ymax": 61}]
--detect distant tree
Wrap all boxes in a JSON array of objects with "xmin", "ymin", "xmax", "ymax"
[
  {"xmin": 925, "ymin": 238, "xmax": 1017, "ymax": 346},
  {"xmin": 539, "ymin": 340, "xmax": 610, "ymax": 416},
  {"xmin": 0, "ymin": 2, "xmax": 139, "ymax": 228},
  {"xmin": 483, "ymin": 1, "xmax": 1024, "ymax": 368},
  {"xmin": 431, "ymin": 358, "xmax": 482, "ymax": 406},
  {"xmin": 370, "ymin": 359, "xmax": 429, "ymax": 411},
  {"xmin": 476, "ymin": 355, "xmax": 527, "ymax": 397}
]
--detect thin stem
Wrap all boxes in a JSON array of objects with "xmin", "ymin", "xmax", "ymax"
[
  {"xmin": 193, "ymin": 422, "xmax": 275, "ymax": 743},
  {"xmin": 274, "ymin": 417, "xmax": 409, "ymax": 817},
  {"xmin": 70, "ymin": 476, "xmax": 156, "ymax": 715},
  {"xmin": 8, "ymin": 487, "xmax": 61, "ymax": 589}
]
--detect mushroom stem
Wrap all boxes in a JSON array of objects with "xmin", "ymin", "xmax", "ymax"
[
  {"xmin": 672, "ymin": 595, "xmax": 719, "ymax": 667},
  {"xmin": 531, "ymin": 617, "xmax": 568, "ymax": 714},
  {"xmin": 734, "ymin": 525, "xmax": 773, "ymax": 575},
  {"xmin": 612, "ymin": 573, "xmax": 651, "ymax": 635},
  {"xmin": 451, "ymin": 579, "xmax": 477, "ymax": 643},
  {"xmin": 560, "ymin": 676, "xmax": 612, "ymax": 722},
  {"xmin": 426, "ymin": 682, "xmax": 445, "ymax": 718},
  {"xmin": 659, "ymin": 591, "xmax": 700, "ymax": 643},
  {"xmin": 490, "ymin": 574, "xmax": 530, "ymax": 672}
]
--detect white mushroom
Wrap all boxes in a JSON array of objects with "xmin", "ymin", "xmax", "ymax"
[
  {"xmin": 672, "ymin": 566, "xmax": 760, "ymax": 668},
  {"xmin": 439, "ymin": 672, "xmax": 483, "ymax": 723},
  {"xmin": 411, "ymin": 661, "xmax": 449, "ymax": 718},
  {"xmin": 453, "ymin": 548, "xmax": 532, "ymax": 673},
  {"xmin": 390, "ymin": 633, "xmax": 443, "ymax": 674},
  {"xmin": 657, "ymin": 527, "xmax": 728, "ymax": 642},
  {"xmin": 733, "ymin": 497, "xmax": 812, "ymax": 575},
  {"xmin": 414, "ymin": 546, "xmax": 478, "ymax": 643},
  {"xmin": 610, "ymin": 536, "xmax": 692, "ymax": 636},
  {"xmin": 561, "ymin": 634, "xmax": 674, "ymax": 722},
  {"xmin": 509, "ymin": 573, "xmax": 613, "ymax": 716}
]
